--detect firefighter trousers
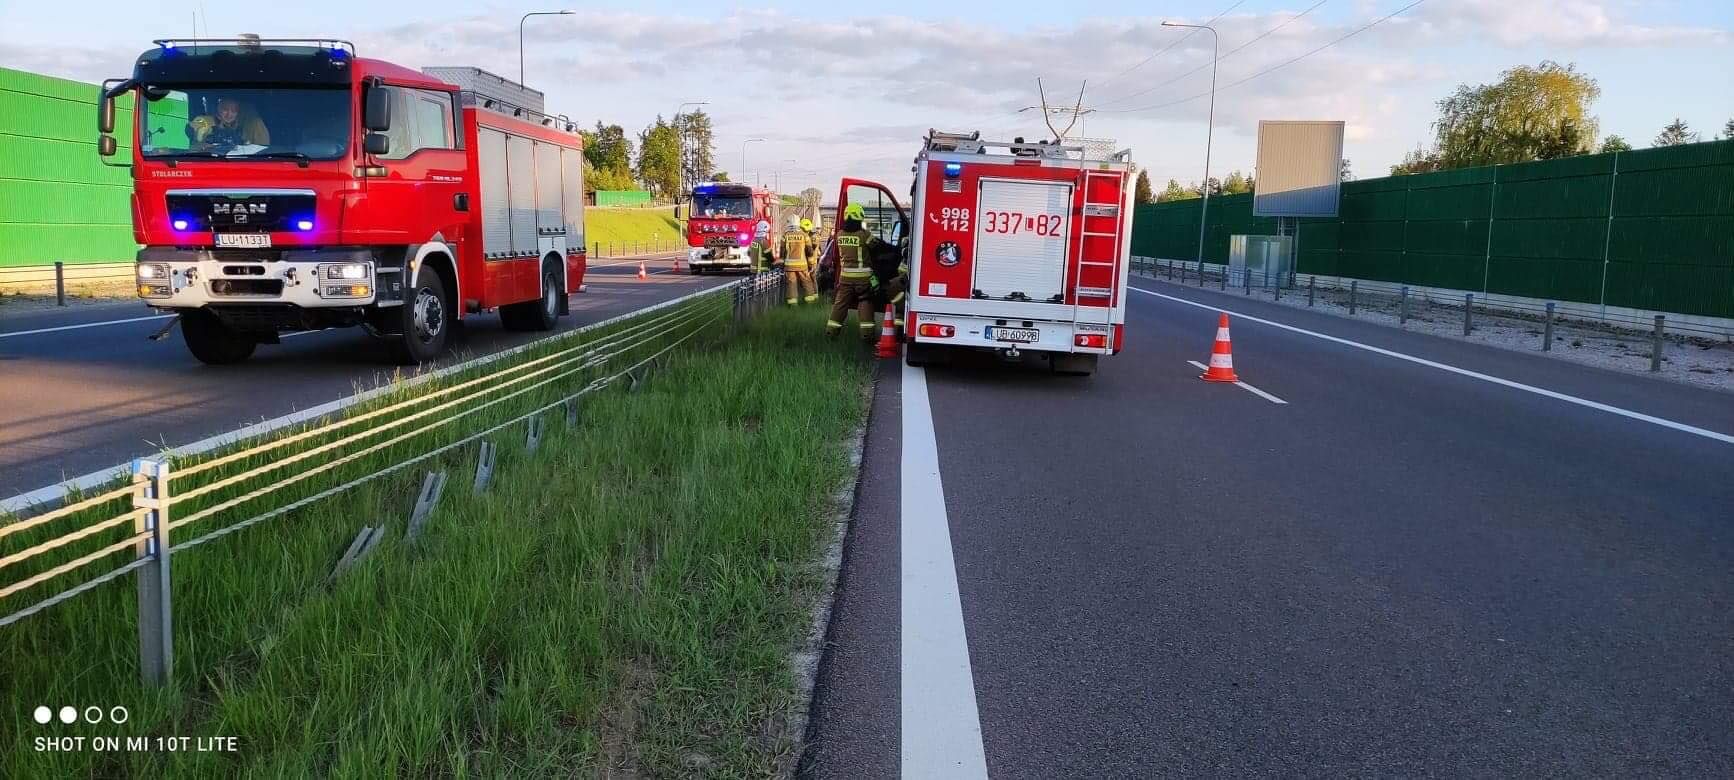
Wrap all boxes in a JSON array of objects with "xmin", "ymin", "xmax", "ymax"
[
  {"xmin": 827, "ymin": 279, "xmax": 878, "ymax": 341},
  {"xmin": 784, "ymin": 266, "xmax": 817, "ymax": 304}
]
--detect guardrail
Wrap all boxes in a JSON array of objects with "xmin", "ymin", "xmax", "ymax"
[
  {"xmin": 592, "ymin": 238, "xmax": 687, "ymax": 258},
  {"xmin": 0, "ymin": 262, "xmax": 134, "ymax": 305},
  {"xmin": 0, "ymin": 270, "xmax": 785, "ymax": 684}
]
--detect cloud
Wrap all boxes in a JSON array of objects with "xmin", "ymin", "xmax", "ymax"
[{"xmin": 1405, "ymin": 0, "xmax": 1729, "ymax": 48}]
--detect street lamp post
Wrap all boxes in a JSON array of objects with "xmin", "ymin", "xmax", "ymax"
[
  {"xmin": 519, "ymin": 10, "xmax": 575, "ymax": 86},
  {"xmin": 674, "ymin": 100, "xmax": 710, "ymax": 205},
  {"xmin": 776, "ymin": 158, "xmax": 798, "ymax": 195},
  {"xmin": 1162, "ymin": 21, "xmax": 1219, "ymax": 271},
  {"xmin": 741, "ymin": 138, "xmax": 765, "ymax": 186}
]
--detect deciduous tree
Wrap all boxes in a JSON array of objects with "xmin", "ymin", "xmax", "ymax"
[
  {"xmin": 1597, "ymin": 135, "xmax": 1632, "ymax": 153},
  {"xmin": 1429, "ymin": 61, "xmax": 1600, "ymax": 168}
]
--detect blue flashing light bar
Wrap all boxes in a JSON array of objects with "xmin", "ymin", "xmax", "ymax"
[{"xmin": 944, "ymin": 162, "xmax": 962, "ymax": 177}]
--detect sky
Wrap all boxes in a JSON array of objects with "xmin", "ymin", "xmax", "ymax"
[{"xmin": 3, "ymin": 1, "xmax": 1730, "ymax": 196}]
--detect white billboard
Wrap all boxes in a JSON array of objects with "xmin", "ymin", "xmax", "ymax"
[{"xmin": 1253, "ymin": 121, "xmax": 1344, "ymax": 218}]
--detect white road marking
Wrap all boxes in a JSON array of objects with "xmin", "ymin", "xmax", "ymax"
[
  {"xmin": 1135, "ymin": 284, "xmax": 1734, "ymax": 445},
  {"xmin": 0, "ymin": 314, "xmax": 173, "ymax": 340},
  {"xmin": 1187, "ymin": 360, "xmax": 1289, "ymax": 404},
  {"xmin": 901, "ymin": 362, "xmax": 990, "ymax": 779}
]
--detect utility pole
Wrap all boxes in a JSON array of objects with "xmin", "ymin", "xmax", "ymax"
[
  {"xmin": 741, "ymin": 137, "xmax": 765, "ymax": 187},
  {"xmin": 518, "ymin": 10, "xmax": 574, "ymax": 86},
  {"xmin": 1162, "ymin": 20, "xmax": 1219, "ymax": 269}
]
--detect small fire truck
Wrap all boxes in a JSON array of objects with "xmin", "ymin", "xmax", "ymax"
[
  {"xmin": 685, "ymin": 182, "xmax": 780, "ymax": 273},
  {"xmin": 833, "ymin": 130, "xmax": 1133, "ymax": 375},
  {"xmin": 97, "ymin": 38, "xmax": 587, "ymax": 364}
]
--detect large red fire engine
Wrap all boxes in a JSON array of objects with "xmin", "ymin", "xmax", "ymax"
[
  {"xmin": 684, "ymin": 181, "xmax": 779, "ymax": 274},
  {"xmin": 834, "ymin": 130, "xmax": 1133, "ymax": 375},
  {"xmin": 96, "ymin": 38, "xmax": 587, "ymax": 364}
]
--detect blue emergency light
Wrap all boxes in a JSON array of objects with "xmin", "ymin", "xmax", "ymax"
[{"xmin": 944, "ymin": 163, "xmax": 962, "ymax": 177}]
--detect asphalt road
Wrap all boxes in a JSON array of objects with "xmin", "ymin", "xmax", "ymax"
[
  {"xmin": 0, "ymin": 253, "xmax": 731, "ymax": 498},
  {"xmin": 803, "ymin": 276, "xmax": 1734, "ymax": 777}
]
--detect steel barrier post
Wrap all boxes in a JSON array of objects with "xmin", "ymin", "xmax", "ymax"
[
  {"xmin": 1243, "ymin": 267, "xmax": 1250, "ymax": 295},
  {"xmin": 1308, "ymin": 277, "xmax": 1315, "ymax": 307},
  {"xmin": 1543, "ymin": 302, "xmax": 1555, "ymax": 351},
  {"xmin": 1399, "ymin": 286, "xmax": 1409, "ymax": 325},
  {"xmin": 1651, "ymin": 315, "xmax": 1665, "ymax": 372},
  {"xmin": 1349, "ymin": 281, "xmax": 1357, "ymax": 314},
  {"xmin": 55, "ymin": 261, "xmax": 67, "ymax": 306},
  {"xmin": 1463, "ymin": 293, "xmax": 1474, "ymax": 335},
  {"xmin": 1197, "ymin": 261, "xmax": 1205, "ymax": 286},
  {"xmin": 131, "ymin": 458, "xmax": 173, "ymax": 686}
]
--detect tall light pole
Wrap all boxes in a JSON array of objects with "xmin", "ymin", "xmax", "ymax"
[
  {"xmin": 741, "ymin": 137, "xmax": 765, "ymax": 186},
  {"xmin": 519, "ymin": 10, "xmax": 574, "ymax": 86},
  {"xmin": 775, "ymin": 158, "xmax": 799, "ymax": 195},
  {"xmin": 1163, "ymin": 21, "xmax": 1218, "ymax": 269},
  {"xmin": 674, "ymin": 100, "xmax": 710, "ymax": 205}
]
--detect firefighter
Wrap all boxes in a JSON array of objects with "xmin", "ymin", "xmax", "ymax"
[
  {"xmin": 782, "ymin": 217, "xmax": 818, "ymax": 305},
  {"xmin": 827, "ymin": 203, "xmax": 882, "ymax": 341}
]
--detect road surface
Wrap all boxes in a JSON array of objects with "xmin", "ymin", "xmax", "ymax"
[
  {"xmin": 0, "ymin": 253, "xmax": 728, "ymax": 498},
  {"xmin": 802, "ymin": 276, "xmax": 1734, "ymax": 777}
]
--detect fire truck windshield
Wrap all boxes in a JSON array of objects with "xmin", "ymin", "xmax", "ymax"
[
  {"xmin": 138, "ymin": 86, "xmax": 352, "ymax": 161},
  {"xmin": 692, "ymin": 194, "xmax": 753, "ymax": 218}
]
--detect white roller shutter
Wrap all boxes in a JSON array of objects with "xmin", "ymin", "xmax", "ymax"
[
  {"xmin": 478, "ymin": 127, "xmax": 511, "ymax": 256},
  {"xmin": 507, "ymin": 134, "xmax": 537, "ymax": 255},
  {"xmin": 973, "ymin": 179, "xmax": 1072, "ymax": 301},
  {"xmin": 534, "ymin": 141, "xmax": 563, "ymax": 232}
]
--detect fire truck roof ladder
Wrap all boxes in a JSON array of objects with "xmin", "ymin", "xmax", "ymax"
[
  {"xmin": 151, "ymin": 37, "xmax": 356, "ymax": 54},
  {"xmin": 457, "ymin": 92, "xmax": 577, "ymax": 133},
  {"xmin": 925, "ymin": 129, "xmax": 1129, "ymax": 164}
]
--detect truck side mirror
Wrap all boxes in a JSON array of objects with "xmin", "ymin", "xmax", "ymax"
[
  {"xmin": 364, "ymin": 132, "xmax": 390, "ymax": 156},
  {"xmin": 98, "ymin": 93, "xmax": 116, "ymax": 134},
  {"xmin": 364, "ymin": 85, "xmax": 391, "ymax": 132},
  {"xmin": 98, "ymin": 135, "xmax": 118, "ymax": 157}
]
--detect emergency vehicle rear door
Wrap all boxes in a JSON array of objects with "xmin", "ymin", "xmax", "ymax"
[{"xmin": 972, "ymin": 178, "xmax": 1071, "ymax": 302}]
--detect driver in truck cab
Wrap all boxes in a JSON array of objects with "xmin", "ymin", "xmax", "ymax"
[
  {"xmin": 827, "ymin": 203, "xmax": 887, "ymax": 342},
  {"xmin": 187, "ymin": 97, "xmax": 270, "ymax": 149}
]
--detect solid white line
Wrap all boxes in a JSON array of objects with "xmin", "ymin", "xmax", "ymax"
[
  {"xmin": 1138, "ymin": 284, "xmax": 1733, "ymax": 445},
  {"xmin": 1187, "ymin": 360, "xmax": 1289, "ymax": 404},
  {"xmin": 901, "ymin": 362, "xmax": 990, "ymax": 779},
  {"xmin": 0, "ymin": 314, "xmax": 173, "ymax": 340}
]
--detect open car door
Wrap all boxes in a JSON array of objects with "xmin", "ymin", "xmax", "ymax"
[{"xmin": 823, "ymin": 178, "xmax": 908, "ymax": 289}]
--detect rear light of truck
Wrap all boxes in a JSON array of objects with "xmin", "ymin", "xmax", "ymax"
[
  {"xmin": 1075, "ymin": 333, "xmax": 1107, "ymax": 349},
  {"xmin": 917, "ymin": 323, "xmax": 954, "ymax": 338}
]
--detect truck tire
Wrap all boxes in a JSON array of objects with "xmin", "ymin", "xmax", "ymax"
[
  {"xmin": 503, "ymin": 266, "xmax": 560, "ymax": 331},
  {"xmin": 388, "ymin": 264, "xmax": 452, "ymax": 365},
  {"xmin": 1050, "ymin": 353, "xmax": 1098, "ymax": 376},
  {"xmin": 905, "ymin": 342, "xmax": 946, "ymax": 367},
  {"xmin": 181, "ymin": 309, "xmax": 256, "ymax": 365}
]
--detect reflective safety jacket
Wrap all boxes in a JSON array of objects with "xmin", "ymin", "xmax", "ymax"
[
  {"xmin": 835, "ymin": 227, "xmax": 876, "ymax": 282},
  {"xmin": 782, "ymin": 228, "xmax": 814, "ymax": 270}
]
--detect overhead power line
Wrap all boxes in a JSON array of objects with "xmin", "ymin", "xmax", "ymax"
[
  {"xmin": 1098, "ymin": 0, "xmax": 1426, "ymax": 115},
  {"xmin": 1092, "ymin": 0, "xmax": 1246, "ymax": 94},
  {"xmin": 1096, "ymin": 0, "xmax": 1329, "ymax": 108}
]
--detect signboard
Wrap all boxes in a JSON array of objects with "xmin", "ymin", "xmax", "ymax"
[{"xmin": 1253, "ymin": 121, "xmax": 1344, "ymax": 218}]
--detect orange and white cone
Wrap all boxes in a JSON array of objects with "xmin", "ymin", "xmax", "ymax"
[
  {"xmin": 672, "ymin": 254, "xmax": 682, "ymax": 273},
  {"xmin": 636, "ymin": 260, "xmax": 648, "ymax": 281},
  {"xmin": 876, "ymin": 304, "xmax": 899, "ymax": 359},
  {"xmin": 1200, "ymin": 312, "xmax": 1239, "ymax": 383}
]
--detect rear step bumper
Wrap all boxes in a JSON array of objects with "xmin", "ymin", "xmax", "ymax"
[{"xmin": 908, "ymin": 311, "xmax": 1113, "ymax": 354}]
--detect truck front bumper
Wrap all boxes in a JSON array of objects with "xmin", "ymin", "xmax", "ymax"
[
  {"xmin": 135, "ymin": 247, "xmax": 398, "ymax": 331},
  {"xmin": 687, "ymin": 246, "xmax": 751, "ymax": 270}
]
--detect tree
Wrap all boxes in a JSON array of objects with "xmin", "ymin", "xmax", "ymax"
[
  {"xmin": 585, "ymin": 160, "xmax": 636, "ymax": 192},
  {"xmin": 1723, "ymin": 118, "xmax": 1734, "ymax": 141},
  {"xmin": 1597, "ymin": 135, "xmax": 1632, "ymax": 154},
  {"xmin": 1221, "ymin": 170, "xmax": 1251, "ymax": 195},
  {"xmin": 1340, "ymin": 158, "xmax": 1354, "ymax": 182},
  {"xmin": 580, "ymin": 122, "xmax": 635, "ymax": 194},
  {"xmin": 636, "ymin": 116, "xmax": 681, "ymax": 198},
  {"xmin": 1156, "ymin": 179, "xmax": 1196, "ymax": 202},
  {"xmin": 1430, "ymin": 61, "xmax": 1600, "ymax": 169},
  {"xmin": 712, "ymin": 171, "xmax": 730, "ymax": 182},
  {"xmin": 799, "ymin": 187, "xmax": 824, "ymax": 210},
  {"xmin": 1653, "ymin": 118, "xmax": 1700, "ymax": 147},
  {"xmin": 673, "ymin": 109, "xmax": 717, "ymax": 188},
  {"xmin": 1389, "ymin": 146, "xmax": 1444, "ymax": 176},
  {"xmin": 1192, "ymin": 177, "xmax": 1222, "ymax": 198},
  {"xmin": 1134, "ymin": 170, "xmax": 1154, "ymax": 204}
]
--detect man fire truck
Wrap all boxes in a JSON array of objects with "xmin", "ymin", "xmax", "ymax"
[
  {"xmin": 829, "ymin": 130, "xmax": 1134, "ymax": 375},
  {"xmin": 96, "ymin": 39, "xmax": 588, "ymax": 364},
  {"xmin": 685, "ymin": 182, "xmax": 780, "ymax": 274}
]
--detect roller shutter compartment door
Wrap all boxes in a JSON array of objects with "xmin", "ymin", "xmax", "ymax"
[{"xmin": 973, "ymin": 179, "xmax": 1073, "ymax": 301}]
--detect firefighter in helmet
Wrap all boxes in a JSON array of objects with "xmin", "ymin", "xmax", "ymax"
[
  {"xmin": 748, "ymin": 220, "xmax": 774, "ymax": 273},
  {"xmin": 782, "ymin": 217, "xmax": 818, "ymax": 305},
  {"xmin": 828, "ymin": 202, "xmax": 884, "ymax": 341}
]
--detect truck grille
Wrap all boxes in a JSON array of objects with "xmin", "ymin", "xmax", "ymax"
[
  {"xmin": 209, "ymin": 278, "xmax": 284, "ymax": 297},
  {"xmin": 166, "ymin": 192, "xmax": 316, "ymax": 234}
]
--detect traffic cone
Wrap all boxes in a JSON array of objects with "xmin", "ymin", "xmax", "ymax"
[
  {"xmin": 1199, "ymin": 312, "xmax": 1239, "ymax": 383},
  {"xmin": 672, "ymin": 254, "xmax": 682, "ymax": 273},
  {"xmin": 875, "ymin": 304, "xmax": 899, "ymax": 359},
  {"xmin": 636, "ymin": 260, "xmax": 648, "ymax": 281}
]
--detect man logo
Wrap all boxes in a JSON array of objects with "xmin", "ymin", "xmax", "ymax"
[
  {"xmin": 211, "ymin": 203, "xmax": 268, "ymax": 215},
  {"xmin": 936, "ymin": 241, "xmax": 961, "ymax": 267}
]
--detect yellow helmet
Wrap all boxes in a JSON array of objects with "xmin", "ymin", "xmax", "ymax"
[
  {"xmin": 800, "ymin": 218, "xmax": 814, "ymax": 231},
  {"xmin": 843, "ymin": 203, "xmax": 866, "ymax": 221}
]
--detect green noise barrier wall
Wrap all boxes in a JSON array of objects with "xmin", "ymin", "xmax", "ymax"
[
  {"xmin": 0, "ymin": 67, "xmax": 139, "ymax": 266},
  {"xmin": 1132, "ymin": 139, "xmax": 1734, "ymax": 318}
]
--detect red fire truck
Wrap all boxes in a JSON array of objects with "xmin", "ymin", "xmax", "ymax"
[
  {"xmin": 834, "ymin": 130, "xmax": 1133, "ymax": 375},
  {"xmin": 96, "ymin": 39, "xmax": 587, "ymax": 364},
  {"xmin": 685, "ymin": 181, "xmax": 779, "ymax": 273}
]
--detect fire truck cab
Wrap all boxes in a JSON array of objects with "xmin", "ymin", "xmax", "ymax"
[
  {"xmin": 836, "ymin": 130, "xmax": 1134, "ymax": 375},
  {"xmin": 685, "ymin": 182, "xmax": 779, "ymax": 273},
  {"xmin": 97, "ymin": 39, "xmax": 587, "ymax": 365}
]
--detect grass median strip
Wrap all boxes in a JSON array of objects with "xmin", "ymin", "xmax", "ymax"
[{"xmin": 3, "ymin": 300, "xmax": 872, "ymax": 776}]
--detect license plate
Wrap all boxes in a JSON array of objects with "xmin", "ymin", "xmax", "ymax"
[
  {"xmin": 989, "ymin": 327, "xmax": 1039, "ymax": 343},
  {"xmin": 215, "ymin": 233, "xmax": 271, "ymax": 249}
]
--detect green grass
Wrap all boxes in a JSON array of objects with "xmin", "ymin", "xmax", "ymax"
[
  {"xmin": 586, "ymin": 207, "xmax": 685, "ymax": 256},
  {"xmin": 2, "ymin": 299, "xmax": 871, "ymax": 777}
]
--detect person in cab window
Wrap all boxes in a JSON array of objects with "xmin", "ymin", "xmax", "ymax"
[{"xmin": 188, "ymin": 98, "xmax": 270, "ymax": 150}]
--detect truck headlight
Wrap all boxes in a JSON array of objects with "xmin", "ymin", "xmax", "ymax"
[
  {"xmin": 319, "ymin": 262, "xmax": 370, "ymax": 281},
  {"xmin": 136, "ymin": 262, "xmax": 169, "ymax": 281},
  {"xmin": 321, "ymin": 284, "xmax": 372, "ymax": 299}
]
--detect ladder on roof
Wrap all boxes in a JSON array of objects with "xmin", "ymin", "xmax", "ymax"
[{"xmin": 1070, "ymin": 168, "xmax": 1125, "ymax": 348}]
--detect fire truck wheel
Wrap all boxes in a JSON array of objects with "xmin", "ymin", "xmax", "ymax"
[
  {"xmin": 181, "ymin": 309, "xmax": 257, "ymax": 365},
  {"xmin": 1050, "ymin": 353, "xmax": 1098, "ymax": 376},
  {"xmin": 905, "ymin": 342, "xmax": 946, "ymax": 367},
  {"xmin": 500, "ymin": 266, "xmax": 560, "ymax": 331},
  {"xmin": 389, "ymin": 264, "xmax": 452, "ymax": 364}
]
